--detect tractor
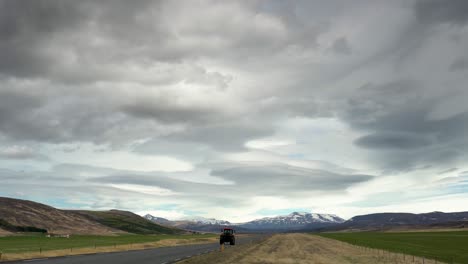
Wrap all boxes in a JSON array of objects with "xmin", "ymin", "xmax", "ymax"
[{"xmin": 219, "ymin": 228, "xmax": 235, "ymax": 245}]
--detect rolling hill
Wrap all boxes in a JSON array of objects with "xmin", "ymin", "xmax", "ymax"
[
  {"xmin": 0, "ymin": 197, "xmax": 183, "ymax": 235},
  {"xmin": 0, "ymin": 197, "xmax": 120, "ymax": 235}
]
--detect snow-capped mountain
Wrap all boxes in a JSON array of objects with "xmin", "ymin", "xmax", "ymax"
[
  {"xmin": 144, "ymin": 214, "xmax": 232, "ymax": 232},
  {"xmin": 144, "ymin": 214, "xmax": 172, "ymax": 225},
  {"xmin": 179, "ymin": 216, "xmax": 231, "ymax": 225},
  {"xmin": 240, "ymin": 212, "xmax": 345, "ymax": 230},
  {"xmin": 144, "ymin": 212, "xmax": 344, "ymax": 232}
]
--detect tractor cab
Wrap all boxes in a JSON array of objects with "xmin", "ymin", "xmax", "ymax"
[
  {"xmin": 220, "ymin": 228, "xmax": 236, "ymax": 245},
  {"xmin": 222, "ymin": 228, "xmax": 234, "ymax": 235}
]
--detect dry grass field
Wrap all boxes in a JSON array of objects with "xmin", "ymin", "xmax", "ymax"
[{"xmin": 178, "ymin": 233, "xmax": 441, "ymax": 264}]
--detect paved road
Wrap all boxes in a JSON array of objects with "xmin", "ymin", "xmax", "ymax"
[{"xmin": 7, "ymin": 235, "xmax": 264, "ymax": 264}]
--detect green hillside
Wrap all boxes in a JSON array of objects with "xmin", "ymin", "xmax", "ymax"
[{"xmin": 72, "ymin": 210, "xmax": 182, "ymax": 235}]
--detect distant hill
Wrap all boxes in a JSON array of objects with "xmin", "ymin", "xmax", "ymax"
[
  {"xmin": 73, "ymin": 210, "xmax": 182, "ymax": 235},
  {"xmin": 322, "ymin": 211, "xmax": 468, "ymax": 231},
  {"xmin": 0, "ymin": 197, "xmax": 183, "ymax": 235}
]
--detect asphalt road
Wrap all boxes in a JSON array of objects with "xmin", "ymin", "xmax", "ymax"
[{"xmin": 7, "ymin": 235, "xmax": 265, "ymax": 264}]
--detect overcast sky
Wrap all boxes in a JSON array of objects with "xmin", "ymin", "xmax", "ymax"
[{"xmin": 1, "ymin": 0, "xmax": 468, "ymax": 222}]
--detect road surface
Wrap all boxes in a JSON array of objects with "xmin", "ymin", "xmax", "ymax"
[{"xmin": 6, "ymin": 235, "xmax": 264, "ymax": 264}]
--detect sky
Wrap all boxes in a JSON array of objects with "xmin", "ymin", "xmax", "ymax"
[{"xmin": 1, "ymin": 0, "xmax": 468, "ymax": 223}]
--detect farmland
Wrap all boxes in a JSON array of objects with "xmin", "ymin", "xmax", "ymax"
[{"xmin": 319, "ymin": 231, "xmax": 468, "ymax": 263}]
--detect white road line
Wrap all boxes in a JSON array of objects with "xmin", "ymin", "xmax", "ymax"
[{"xmin": 23, "ymin": 259, "xmax": 48, "ymax": 262}]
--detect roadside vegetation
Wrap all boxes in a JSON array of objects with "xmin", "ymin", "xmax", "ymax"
[{"xmin": 319, "ymin": 231, "xmax": 468, "ymax": 263}]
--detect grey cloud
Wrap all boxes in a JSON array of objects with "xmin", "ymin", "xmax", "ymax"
[
  {"xmin": 0, "ymin": 0, "xmax": 293, "ymax": 149},
  {"xmin": 450, "ymin": 58, "xmax": 468, "ymax": 72},
  {"xmin": 0, "ymin": 0, "xmax": 328, "ymax": 83},
  {"xmin": 437, "ymin": 168, "xmax": 458, "ymax": 175},
  {"xmin": 414, "ymin": 0, "xmax": 468, "ymax": 25},
  {"xmin": 0, "ymin": 0, "xmax": 93, "ymax": 79},
  {"xmin": 0, "ymin": 146, "xmax": 46, "ymax": 160},
  {"xmin": 131, "ymin": 139, "xmax": 212, "ymax": 161},
  {"xmin": 211, "ymin": 164, "xmax": 373, "ymax": 192},
  {"xmin": 165, "ymin": 121, "xmax": 274, "ymax": 151},
  {"xmin": 122, "ymin": 99, "xmax": 219, "ymax": 125},
  {"xmin": 341, "ymin": 80, "xmax": 468, "ymax": 171},
  {"xmin": 89, "ymin": 163, "xmax": 373, "ymax": 196},
  {"xmin": 1, "ymin": 0, "xmax": 468, "ymax": 217},
  {"xmin": 355, "ymin": 132, "xmax": 431, "ymax": 150},
  {"xmin": 331, "ymin": 37, "xmax": 351, "ymax": 55}
]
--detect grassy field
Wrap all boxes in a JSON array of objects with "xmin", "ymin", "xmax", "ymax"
[
  {"xmin": 0, "ymin": 233, "xmax": 216, "ymax": 254},
  {"xmin": 318, "ymin": 231, "xmax": 468, "ymax": 263}
]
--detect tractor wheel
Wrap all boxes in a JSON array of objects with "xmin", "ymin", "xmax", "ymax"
[
  {"xmin": 230, "ymin": 238, "xmax": 235, "ymax": 245},
  {"xmin": 220, "ymin": 239, "xmax": 224, "ymax": 245}
]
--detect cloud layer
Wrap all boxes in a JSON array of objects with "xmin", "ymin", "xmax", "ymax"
[{"xmin": 1, "ymin": 0, "xmax": 468, "ymax": 221}]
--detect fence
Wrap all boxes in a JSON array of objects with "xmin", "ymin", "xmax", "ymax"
[{"xmin": 333, "ymin": 239, "xmax": 460, "ymax": 264}]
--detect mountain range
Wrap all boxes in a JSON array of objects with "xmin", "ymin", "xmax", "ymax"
[
  {"xmin": 145, "ymin": 211, "xmax": 468, "ymax": 233},
  {"xmin": 144, "ymin": 212, "xmax": 345, "ymax": 232},
  {"xmin": 1, "ymin": 196, "xmax": 467, "ymax": 235}
]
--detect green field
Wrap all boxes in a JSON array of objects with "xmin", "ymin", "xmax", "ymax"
[
  {"xmin": 318, "ymin": 231, "xmax": 468, "ymax": 263},
  {"xmin": 0, "ymin": 233, "xmax": 216, "ymax": 254}
]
